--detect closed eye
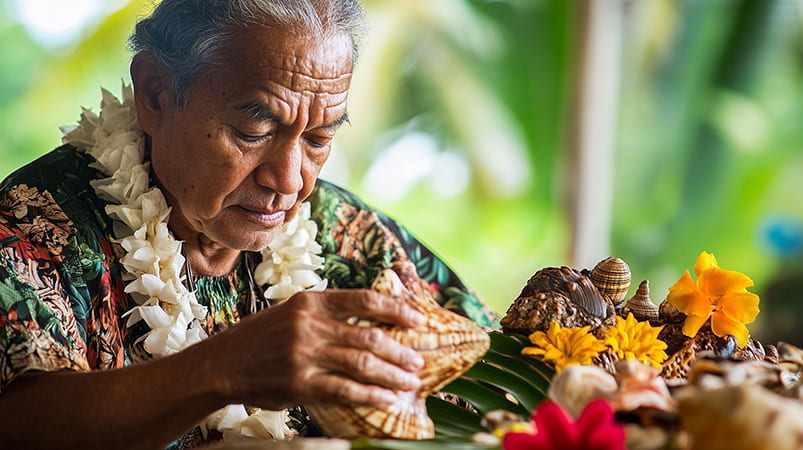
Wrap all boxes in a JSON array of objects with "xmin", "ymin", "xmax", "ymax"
[{"xmin": 237, "ymin": 130, "xmax": 273, "ymax": 144}]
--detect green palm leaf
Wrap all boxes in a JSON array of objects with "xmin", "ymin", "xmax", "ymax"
[{"xmin": 425, "ymin": 330, "xmax": 555, "ymax": 440}]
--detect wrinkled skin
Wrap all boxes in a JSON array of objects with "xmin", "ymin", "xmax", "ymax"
[
  {"xmin": 0, "ymin": 27, "xmax": 426, "ymax": 449},
  {"xmin": 137, "ymin": 27, "xmax": 353, "ymax": 275}
]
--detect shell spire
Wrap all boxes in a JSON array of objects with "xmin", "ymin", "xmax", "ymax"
[
  {"xmin": 623, "ymin": 280, "xmax": 658, "ymax": 322},
  {"xmin": 590, "ymin": 257, "xmax": 632, "ymax": 306}
]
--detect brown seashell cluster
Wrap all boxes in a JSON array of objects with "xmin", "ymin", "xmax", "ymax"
[
  {"xmin": 306, "ymin": 269, "xmax": 490, "ymax": 440},
  {"xmin": 499, "ymin": 256, "xmax": 803, "ymax": 449},
  {"xmin": 500, "ymin": 260, "xmax": 631, "ymax": 335}
]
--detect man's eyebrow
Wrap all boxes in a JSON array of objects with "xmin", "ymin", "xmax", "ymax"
[
  {"xmin": 318, "ymin": 112, "xmax": 350, "ymax": 130},
  {"xmin": 235, "ymin": 101, "xmax": 350, "ymax": 129},
  {"xmin": 235, "ymin": 102, "xmax": 280, "ymax": 122}
]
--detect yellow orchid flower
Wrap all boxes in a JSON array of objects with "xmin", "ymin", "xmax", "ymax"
[{"xmin": 666, "ymin": 251, "xmax": 760, "ymax": 347}]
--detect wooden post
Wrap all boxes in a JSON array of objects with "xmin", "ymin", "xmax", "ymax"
[{"xmin": 568, "ymin": 0, "xmax": 624, "ymax": 268}]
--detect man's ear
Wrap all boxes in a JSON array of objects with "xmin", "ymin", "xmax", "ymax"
[{"xmin": 130, "ymin": 53, "xmax": 172, "ymax": 135}]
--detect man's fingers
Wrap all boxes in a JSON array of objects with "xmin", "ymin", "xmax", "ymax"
[
  {"xmin": 325, "ymin": 321, "xmax": 424, "ymax": 372},
  {"xmin": 317, "ymin": 345, "xmax": 421, "ymax": 392},
  {"xmin": 307, "ymin": 373, "xmax": 403, "ymax": 409},
  {"xmin": 320, "ymin": 290, "xmax": 426, "ymax": 328}
]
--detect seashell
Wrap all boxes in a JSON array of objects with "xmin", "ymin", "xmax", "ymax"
[
  {"xmin": 659, "ymin": 327, "xmax": 739, "ymax": 380},
  {"xmin": 686, "ymin": 356, "xmax": 793, "ymax": 394},
  {"xmin": 589, "ymin": 257, "xmax": 631, "ymax": 306},
  {"xmin": 676, "ymin": 384, "xmax": 803, "ymax": 450},
  {"xmin": 624, "ymin": 425, "xmax": 675, "ymax": 450},
  {"xmin": 500, "ymin": 266, "xmax": 612, "ymax": 335},
  {"xmin": 306, "ymin": 269, "xmax": 490, "ymax": 439},
  {"xmin": 658, "ymin": 297, "xmax": 684, "ymax": 323},
  {"xmin": 611, "ymin": 359, "xmax": 675, "ymax": 413},
  {"xmin": 547, "ymin": 364, "xmax": 618, "ymax": 418},
  {"xmin": 622, "ymin": 280, "xmax": 658, "ymax": 322},
  {"xmin": 778, "ymin": 341, "xmax": 803, "ymax": 370}
]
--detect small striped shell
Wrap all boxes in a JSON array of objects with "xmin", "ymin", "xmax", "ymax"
[
  {"xmin": 306, "ymin": 269, "xmax": 490, "ymax": 439},
  {"xmin": 589, "ymin": 257, "xmax": 631, "ymax": 305},
  {"xmin": 622, "ymin": 280, "xmax": 658, "ymax": 322}
]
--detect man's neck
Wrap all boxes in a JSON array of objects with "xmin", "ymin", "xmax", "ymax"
[{"xmin": 182, "ymin": 236, "xmax": 242, "ymax": 277}]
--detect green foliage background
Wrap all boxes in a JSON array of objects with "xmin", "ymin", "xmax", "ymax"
[{"xmin": 1, "ymin": 0, "xmax": 801, "ymax": 343}]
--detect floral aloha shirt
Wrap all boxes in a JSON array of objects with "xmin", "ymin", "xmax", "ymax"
[{"xmin": 0, "ymin": 145, "xmax": 498, "ymax": 447}]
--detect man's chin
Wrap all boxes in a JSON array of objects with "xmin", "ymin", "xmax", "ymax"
[{"xmin": 220, "ymin": 230, "xmax": 279, "ymax": 252}]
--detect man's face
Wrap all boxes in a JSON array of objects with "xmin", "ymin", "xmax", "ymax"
[{"xmin": 146, "ymin": 27, "xmax": 353, "ymax": 252}]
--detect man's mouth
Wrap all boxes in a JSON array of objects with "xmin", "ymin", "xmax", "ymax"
[{"xmin": 238, "ymin": 206, "xmax": 286, "ymax": 228}]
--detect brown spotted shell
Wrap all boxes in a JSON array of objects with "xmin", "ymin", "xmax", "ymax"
[
  {"xmin": 659, "ymin": 325, "xmax": 742, "ymax": 380},
  {"xmin": 621, "ymin": 280, "xmax": 658, "ymax": 322},
  {"xmin": 589, "ymin": 257, "xmax": 631, "ymax": 306},
  {"xmin": 500, "ymin": 266, "xmax": 613, "ymax": 335},
  {"xmin": 306, "ymin": 269, "xmax": 490, "ymax": 439}
]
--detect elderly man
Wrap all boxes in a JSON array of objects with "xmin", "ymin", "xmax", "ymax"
[{"xmin": 0, "ymin": 0, "xmax": 495, "ymax": 448}]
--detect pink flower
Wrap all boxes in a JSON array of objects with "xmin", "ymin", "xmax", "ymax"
[{"xmin": 502, "ymin": 400, "xmax": 625, "ymax": 450}]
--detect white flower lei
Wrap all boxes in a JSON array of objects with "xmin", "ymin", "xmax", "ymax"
[{"xmin": 61, "ymin": 84, "xmax": 327, "ymax": 440}]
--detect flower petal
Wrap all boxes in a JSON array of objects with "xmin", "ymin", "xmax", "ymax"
[
  {"xmin": 502, "ymin": 432, "xmax": 540, "ymax": 450},
  {"xmin": 711, "ymin": 311, "xmax": 750, "ymax": 348},
  {"xmin": 693, "ymin": 251, "xmax": 718, "ymax": 277},
  {"xmin": 667, "ymin": 271, "xmax": 712, "ymax": 316},
  {"xmin": 681, "ymin": 314, "xmax": 710, "ymax": 338},
  {"xmin": 531, "ymin": 401, "xmax": 580, "ymax": 447},
  {"xmin": 718, "ymin": 291, "xmax": 760, "ymax": 324},
  {"xmin": 576, "ymin": 400, "xmax": 626, "ymax": 450},
  {"xmin": 697, "ymin": 266, "xmax": 754, "ymax": 297}
]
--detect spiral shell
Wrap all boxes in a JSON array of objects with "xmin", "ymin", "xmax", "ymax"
[
  {"xmin": 622, "ymin": 280, "xmax": 658, "ymax": 322},
  {"xmin": 590, "ymin": 257, "xmax": 631, "ymax": 306}
]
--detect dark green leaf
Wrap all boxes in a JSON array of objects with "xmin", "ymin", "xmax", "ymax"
[
  {"xmin": 487, "ymin": 331, "xmax": 525, "ymax": 355},
  {"xmin": 426, "ymin": 396, "xmax": 483, "ymax": 435},
  {"xmin": 482, "ymin": 351, "xmax": 554, "ymax": 394},
  {"xmin": 440, "ymin": 378, "xmax": 529, "ymax": 417},
  {"xmin": 462, "ymin": 361, "xmax": 545, "ymax": 412}
]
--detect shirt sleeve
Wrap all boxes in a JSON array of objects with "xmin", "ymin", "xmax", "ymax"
[
  {"xmin": 309, "ymin": 180, "xmax": 499, "ymax": 328},
  {"xmin": 0, "ymin": 185, "xmax": 91, "ymax": 392}
]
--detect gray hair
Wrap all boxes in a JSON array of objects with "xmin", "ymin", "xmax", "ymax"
[{"xmin": 129, "ymin": 0, "xmax": 366, "ymax": 105}]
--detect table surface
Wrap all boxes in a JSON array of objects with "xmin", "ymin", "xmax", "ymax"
[{"xmin": 204, "ymin": 437, "xmax": 351, "ymax": 450}]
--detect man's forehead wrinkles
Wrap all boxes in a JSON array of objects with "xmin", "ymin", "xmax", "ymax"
[
  {"xmin": 257, "ymin": 63, "xmax": 352, "ymax": 86},
  {"xmin": 261, "ymin": 80, "xmax": 350, "ymax": 98}
]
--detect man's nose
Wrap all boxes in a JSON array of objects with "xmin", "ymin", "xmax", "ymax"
[{"xmin": 253, "ymin": 136, "xmax": 304, "ymax": 195}]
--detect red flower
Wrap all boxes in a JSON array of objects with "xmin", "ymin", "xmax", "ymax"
[{"xmin": 503, "ymin": 400, "xmax": 625, "ymax": 450}]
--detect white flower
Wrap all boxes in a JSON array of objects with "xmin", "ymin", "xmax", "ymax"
[{"xmin": 254, "ymin": 202, "xmax": 327, "ymax": 302}]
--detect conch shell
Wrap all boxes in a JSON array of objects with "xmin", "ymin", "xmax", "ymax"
[{"xmin": 306, "ymin": 269, "xmax": 490, "ymax": 439}]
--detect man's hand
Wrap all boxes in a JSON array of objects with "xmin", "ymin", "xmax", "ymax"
[{"xmin": 209, "ymin": 289, "xmax": 427, "ymax": 410}]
